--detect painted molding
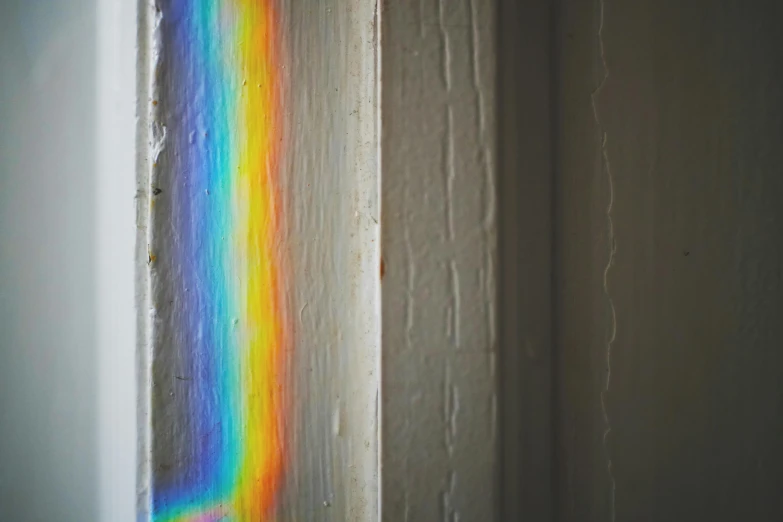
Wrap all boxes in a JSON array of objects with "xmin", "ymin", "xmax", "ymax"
[
  {"xmin": 380, "ymin": 1, "xmax": 498, "ymax": 520},
  {"xmin": 139, "ymin": 1, "xmax": 379, "ymax": 520},
  {"xmin": 139, "ymin": 0, "xmax": 500, "ymax": 520}
]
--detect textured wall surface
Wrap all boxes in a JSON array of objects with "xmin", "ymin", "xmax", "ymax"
[
  {"xmin": 555, "ymin": 1, "xmax": 783, "ymax": 520},
  {"xmin": 139, "ymin": 0, "xmax": 783, "ymax": 520},
  {"xmin": 140, "ymin": 1, "xmax": 378, "ymax": 520},
  {"xmin": 381, "ymin": 1, "xmax": 498, "ymax": 520}
]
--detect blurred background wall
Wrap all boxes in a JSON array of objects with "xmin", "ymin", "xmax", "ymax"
[
  {"xmin": 0, "ymin": 0, "xmax": 98, "ymax": 520},
  {"xmin": 3, "ymin": 1, "xmax": 783, "ymax": 521},
  {"xmin": 1, "ymin": 1, "xmax": 136, "ymax": 520}
]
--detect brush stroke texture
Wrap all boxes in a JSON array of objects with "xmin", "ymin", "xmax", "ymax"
[{"xmin": 151, "ymin": 1, "xmax": 287, "ymax": 520}]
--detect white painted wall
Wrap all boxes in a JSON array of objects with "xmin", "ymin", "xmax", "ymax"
[
  {"xmin": 96, "ymin": 0, "xmax": 138, "ymax": 520},
  {"xmin": 381, "ymin": 2, "xmax": 498, "ymax": 520},
  {"xmin": 278, "ymin": 1, "xmax": 380, "ymax": 518},
  {"xmin": 0, "ymin": 1, "xmax": 137, "ymax": 520},
  {"xmin": 0, "ymin": 1, "xmax": 98, "ymax": 520}
]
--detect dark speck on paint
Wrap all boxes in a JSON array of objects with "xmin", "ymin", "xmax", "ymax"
[
  {"xmin": 153, "ymin": 187, "xmax": 163, "ymax": 196},
  {"xmin": 683, "ymin": 250, "xmax": 690, "ymax": 257}
]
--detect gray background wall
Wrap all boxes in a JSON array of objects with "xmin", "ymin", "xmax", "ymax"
[
  {"xmin": 501, "ymin": 1, "xmax": 783, "ymax": 520},
  {"xmin": 553, "ymin": 1, "xmax": 783, "ymax": 520},
  {"xmin": 0, "ymin": 0, "xmax": 98, "ymax": 520}
]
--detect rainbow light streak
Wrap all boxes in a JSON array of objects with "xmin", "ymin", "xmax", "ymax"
[{"xmin": 153, "ymin": 1, "xmax": 286, "ymax": 520}]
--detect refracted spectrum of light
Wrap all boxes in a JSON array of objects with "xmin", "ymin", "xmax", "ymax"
[{"xmin": 153, "ymin": 1, "xmax": 286, "ymax": 520}]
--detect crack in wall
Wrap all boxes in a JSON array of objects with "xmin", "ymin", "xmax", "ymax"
[
  {"xmin": 467, "ymin": 0, "xmax": 496, "ymax": 361},
  {"xmin": 445, "ymin": 106, "xmax": 456, "ymax": 241},
  {"xmin": 449, "ymin": 260, "xmax": 461, "ymax": 347},
  {"xmin": 467, "ymin": 0, "xmax": 485, "ymax": 137},
  {"xmin": 590, "ymin": 0, "xmax": 617, "ymax": 520},
  {"xmin": 404, "ymin": 167, "xmax": 416, "ymax": 352},
  {"xmin": 442, "ymin": 363, "xmax": 461, "ymax": 522},
  {"xmin": 438, "ymin": 0, "xmax": 452, "ymax": 91},
  {"xmin": 440, "ymin": 470, "xmax": 460, "ymax": 522},
  {"xmin": 444, "ymin": 364, "xmax": 456, "ymax": 456}
]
